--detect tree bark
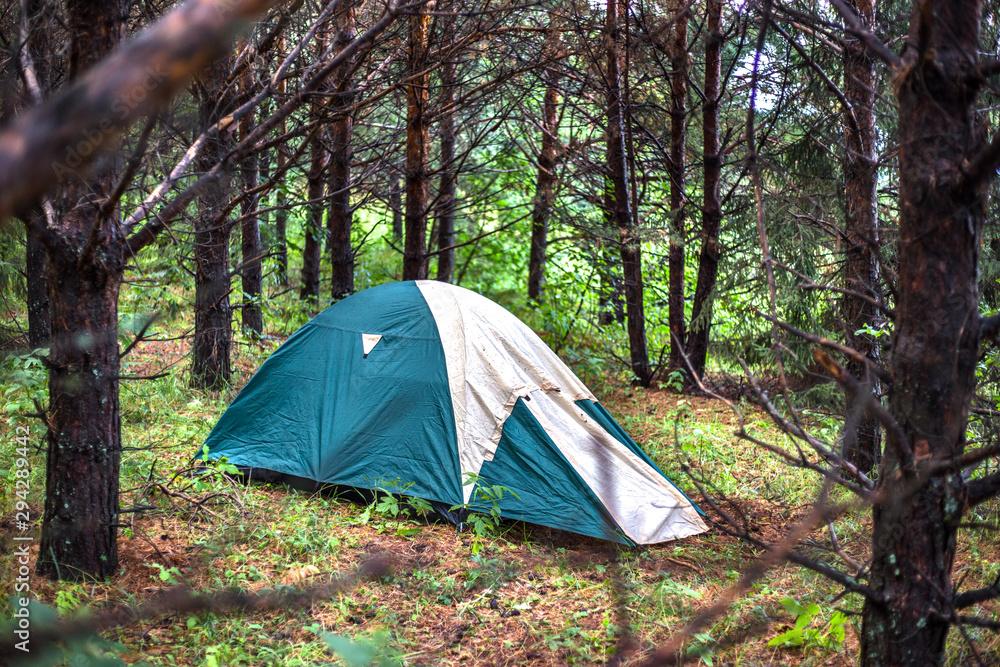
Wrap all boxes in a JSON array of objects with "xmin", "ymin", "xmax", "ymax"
[
  {"xmin": 273, "ymin": 146, "xmax": 289, "ymax": 287},
  {"xmin": 390, "ymin": 169, "xmax": 403, "ymax": 240},
  {"xmin": 273, "ymin": 67, "xmax": 289, "ymax": 287},
  {"xmin": 191, "ymin": 59, "xmax": 234, "ymax": 390},
  {"xmin": 328, "ymin": 3, "xmax": 356, "ymax": 301},
  {"xmin": 239, "ymin": 88, "xmax": 264, "ymax": 339},
  {"xmin": 435, "ymin": 15, "xmax": 458, "ymax": 284},
  {"xmin": 605, "ymin": 0, "xmax": 651, "ymax": 386},
  {"xmin": 22, "ymin": 0, "xmax": 51, "ymax": 350},
  {"xmin": 667, "ymin": 9, "xmax": 688, "ymax": 372},
  {"xmin": 841, "ymin": 0, "xmax": 881, "ymax": 474},
  {"xmin": 859, "ymin": 3, "xmax": 985, "ymax": 664},
  {"xmin": 301, "ymin": 130, "xmax": 325, "ymax": 303},
  {"xmin": 300, "ymin": 36, "xmax": 326, "ymax": 303},
  {"xmin": 403, "ymin": 4, "xmax": 431, "ymax": 280},
  {"xmin": 527, "ymin": 39, "xmax": 561, "ymax": 303},
  {"xmin": 26, "ymin": 222, "xmax": 50, "ymax": 348},
  {"xmin": 38, "ymin": 230, "xmax": 124, "ymax": 580},
  {"xmin": 686, "ymin": 0, "xmax": 722, "ymax": 380},
  {"xmin": 36, "ymin": 0, "xmax": 128, "ymax": 580},
  {"xmin": 597, "ymin": 203, "xmax": 625, "ymax": 326}
]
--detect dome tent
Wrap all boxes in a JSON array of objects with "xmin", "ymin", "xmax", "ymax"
[{"xmin": 200, "ymin": 281, "xmax": 708, "ymax": 545}]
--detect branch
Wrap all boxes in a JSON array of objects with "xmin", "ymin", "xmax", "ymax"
[
  {"xmin": 118, "ymin": 312, "xmax": 161, "ymax": 359},
  {"xmin": 126, "ymin": 0, "xmax": 404, "ymax": 253},
  {"xmin": 759, "ymin": 311, "xmax": 893, "ymax": 385},
  {"xmin": 960, "ymin": 132, "xmax": 1000, "ymax": 195},
  {"xmin": 828, "ymin": 0, "xmax": 901, "ymax": 68},
  {"xmin": 980, "ymin": 313, "xmax": 1000, "ymax": 347},
  {"xmin": 0, "ymin": 0, "xmax": 287, "ymax": 223},
  {"xmin": 813, "ymin": 349, "xmax": 914, "ymax": 471},
  {"xmin": 0, "ymin": 557, "xmax": 388, "ymax": 662},
  {"xmin": 955, "ymin": 574, "xmax": 1000, "ymax": 610},
  {"xmin": 967, "ymin": 471, "xmax": 1000, "ymax": 507}
]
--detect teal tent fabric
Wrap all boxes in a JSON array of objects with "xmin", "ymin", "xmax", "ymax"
[
  {"xmin": 202, "ymin": 282, "xmax": 463, "ymax": 506},
  {"xmin": 469, "ymin": 399, "xmax": 629, "ymax": 544}
]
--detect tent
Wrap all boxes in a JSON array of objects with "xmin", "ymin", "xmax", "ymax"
[{"xmin": 200, "ymin": 281, "xmax": 708, "ymax": 545}]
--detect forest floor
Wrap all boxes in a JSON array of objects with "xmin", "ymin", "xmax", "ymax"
[{"xmin": 3, "ymin": 316, "xmax": 1000, "ymax": 666}]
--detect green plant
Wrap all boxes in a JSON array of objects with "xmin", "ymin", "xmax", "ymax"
[
  {"xmin": 686, "ymin": 631, "xmax": 717, "ymax": 666},
  {"xmin": 1, "ymin": 350, "xmax": 48, "ymax": 426},
  {"xmin": 767, "ymin": 597, "xmax": 848, "ymax": 653},
  {"xmin": 450, "ymin": 473, "xmax": 519, "ymax": 552},
  {"xmin": 3, "ymin": 598, "xmax": 133, "ymax": 667},
  {"xmin": 659, "ymin": 369, "xmax": 685, "ymax": 392},
  {"xmin": 464, "ymin": 553, "xmax": 520, "ymax": 591},
  {"xmin": 318, "ymin": 629, "xmax": 404, "ymax": 666}
]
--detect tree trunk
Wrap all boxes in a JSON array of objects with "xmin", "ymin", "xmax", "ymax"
[
  {"xmin": 667, "ymin": 9, "xmax": 688, "ymax": 372},
  {"xmin": 37, "ymin": 231, "xmax": 124, "ymax": 580},
  {"xmin": 597, "ymin": 209, "xmax": 625, "ymax": 326},
  {"xmin": 274, "ymin": 69, "xmax": 289, "ymax": 287},
  {"xmin": 436, "ymin": 15, "xmax": 458, "ymax": 284},
  {"xmin": 840, "ymin": 0, "xmax": 881, "ymax": 474},
  {"xmin": 860, "ymin": 4, "xmax": 984, "ymax": 664},
  {"xmin": 605, "ymin": 0, "xmax": 651, "ymax": 386},
  {"xmin": 527, "ymin": 46, "xmax": 561, "ymax": 303},
  {"xmin": 26, "ymin": 222, "xmax": 50, "ymax": 348},
  {"xmin": 22, "ymin": 0, "xmax": 51, "ymax": 350},
  {"xmin": 301, "ymin": 132, "xmax": 325, "ymax": 303},
  {"xmin": 239, "ymin": 100, "xmax": 264, "ymax": 340},
  {"xmin": 274, "ymin": 148, "xmax": 289, "ymax": 287},
  {"xmin": 403, "ymin": 5, "xmax": 430, "ymax": 280},
  {"xmin": 328, "ymin": 4, "xmax": 356, "ymax": 301},
  {"xmin": 390, "ymin": 170, "xmax": 403, "ymax": 240},
  {"xmin": 686, "ymin": 0, "xmax": 722, "ymax": 380},
  {"xmin": 191, "ymin": 60, "xmax": 234, "ymax": 390},
  {"xmin": 36, "ymin": 0, "xmax": 127, "ymax": 580}
]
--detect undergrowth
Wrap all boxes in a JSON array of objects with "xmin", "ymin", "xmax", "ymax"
[{"xmin": 1, "ymin": 284, "xmax": 998, "ymax": 666}]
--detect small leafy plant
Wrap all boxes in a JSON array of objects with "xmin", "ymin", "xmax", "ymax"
[
  {"xmin": 450, "ymin": 473, "xmax": 519, "ymax": 553},
  {"xmin": 767, "ymin": 597, "xmax": 848, "ymax": 653}
]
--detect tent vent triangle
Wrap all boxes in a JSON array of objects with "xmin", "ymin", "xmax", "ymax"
[{"xmin": 361, "ymin": 333, "xmax": 382, "ymax": 356}]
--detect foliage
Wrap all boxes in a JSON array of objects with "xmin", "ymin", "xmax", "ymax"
[
  {"xmin": 451, "ymin": 473, "xmax": 519, "ymax": 553},
  {"xmin": 767, "ymin": 597, "xmax": 849, "ymax": 653}
]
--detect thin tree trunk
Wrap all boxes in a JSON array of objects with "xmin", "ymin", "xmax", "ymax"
[
  {"xmin": 26, "ymin": 223, "xmax": 49, "ymax": 348},
  {"xmin": 390, "ymin": 170, "xmax": 403, "ymax": 240},
  {"xmin": 22, "ymin": 0, "xmax": 51, "ymax": 350},
  {"xmin": 191, "ymin": 59, "xmax": 234, "ymax": 390},
  {"xmin": 328, "ymin": 3, "xmax": 356, "ymax": 301},
  {"xmin": 597, "ymin": 205, "xmax": 625, "ymax": 326},
  {"xmin": 37, "ymin": 0, "xmax": 127, "ymax": 580},
  {"xmin": 436, "ymin": 15, "xmax": 458, "ymax": 284},
  {"xmin": 606, "ymin": 0, "xmax": 651, "ymax": 386},
  {"xmin": 300, "ymin": 36, "xmax": 325, "ymax": 303},
  {"xmin": 239, "ymin": 93, "xmax": 264, "ymax": 339},
  {"xmin": 403, "ymin": 4, "xmax": 430, "ymax": 280},
  {"xmin": 301, "ymin": 131, "xmax": 325, "ymax": 302},
  {"xmin": 667, "ymin": 9, "xmax": 688, "ymax": 372},
  {"xmin": 860, "ymin": 5, "xmax": 984, "ymax": 663},
  {"xmin": 686, "ymin": 0, "xmax": 722, "ymax": 380},
  {"xmin": 274, "ymin": 67, "xmax": 289, "ymax": 287},
  {"xmin": 841, "ymin": 0, "xmax": 881, "ymax": 474},
  {"xmin": 527, "ymin": 41, "xmax": 561, "ymax": 302}
]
